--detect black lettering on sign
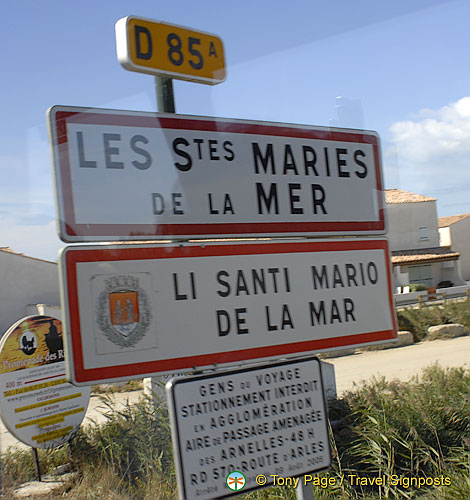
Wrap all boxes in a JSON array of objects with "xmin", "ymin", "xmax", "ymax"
[
  {"xmin": 208, "ymin": 41, "xmax": 217, "ymax": 57},
  {"xmin": 208, "ymin": 139, "xmax": 219, "ymax": 160},
  {"xmin": 188, "ymin": 37, "xmax": 203, "ymax": 70},
  {"xmin": 135, "ymin": 25, "xmax": 152, "ymax": 60},
  {"xmin": 336, "ymin": 148, "xmax": 349, "ymax": 177},
  {"xmin": 252, "ymin": 143, "xmax": 275, "ymax": 174},
  {"xmin": 215, "ymin": 268, "xmax": 291, "ymax": 296},
  {"xmin": 190, "ymin": 471, "xmax": 208, "ymax": 485},
  {"xmin": 311, "ymin": 262, "xmax": 378, "ymax": 289},
  {"xmin": 151, "ymin": 192, "xmax": 184, "ymax": 215},
  {"xmin": 208, "ymin": 193, "xmax": 234, "ymax": 214},
  {"xmin": 283, "ymin": 145, "xmax": 298, "ymax": 175},
  {"xmin": 303, "ymin": 146, "xmax": 319, "ymax": 175},
  {"xmin": 368, "ymin": 262, "xmax": 378, "ymax": 284},
  {"xmin": 308, "ymin": 298, "xmax": 356, "ymax": 325},
  {"xmin": 223, "ymin": 141, "xmax": 235, "ymax": 161},
  {"xmin": 152, "ymin": 193, "xmax": 164, "ymax": 215},
  {"xmin": 256, "ymin": 183, "xmax": 279, "ymax": 214},
  {"xmin": 173, "ymin": 272, "xmax": 197, "ymax": 300},
  {"xmin": 167, "ymin": 33, "xmax": 184, "ymax": 66},
  {"xmin": 173, "ymin": 137, "xmax": 192, "ymax": 171},
  {"xmin": 289, "ymin": 183, "xmax": 303, "ymax": 214},
  {"xmin": 172, "ymin": 193, "xmax": 183, "ymax": 214},
  {"xmin": 77, "ymin": 132, "xmax": 97, "ymax": 168},
  {"xmin": 216, "ymin": 270, "xmax": 230, "ymax": 297},
  {"xmin": 354, "ymin": 150, "xmax": 368, "ymax": 178},
  {"xmin": 216, "ymin": 308, "xmax": 249, "ymax": 336},
  {"xmin": 265, "ymin": 304, "xmax": 294, "ymax": 331},
  {"xmin": 311, "ymin": 184, "xmax": 327, "ymax": 214},
  {"xmin": 194, "ymin": 138, "xmax": 204, "ymax": 159},
  {"xmin": 104, "ymin": 134, "xmax": 124, "ymax": 169},
  {"xmin": 130, "ymin": 135, "xmax": 152, "ymax": 170}
]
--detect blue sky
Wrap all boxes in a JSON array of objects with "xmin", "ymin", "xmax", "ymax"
[{"xmin": 2, "ymin": 0, "xmax": 470, "ymax": 261}]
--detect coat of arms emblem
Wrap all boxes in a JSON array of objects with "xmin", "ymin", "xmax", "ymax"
[{"xmin": 96, "ymin": 275, "xmax": 152, "ymax": 348}]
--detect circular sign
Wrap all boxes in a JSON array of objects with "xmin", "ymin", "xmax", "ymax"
[{"xmin": 0, "ymin": 316, "xmax": 91, "ymax": 448}]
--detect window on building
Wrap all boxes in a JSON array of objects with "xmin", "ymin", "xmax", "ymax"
[
  {"xmin": 409, "ymin": 264, "xmax": 433, "ymax": 286},
  {"xmin": 419, "ymin": 227, "xmax": 429, "ymax": 241}
]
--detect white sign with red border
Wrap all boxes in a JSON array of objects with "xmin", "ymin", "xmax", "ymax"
[
  {"xmin": 166, "ymin": 357, "xmax": 331, "ymax": 500},
  {"xmin": 48, "ymin": 106, "xmax": 386, "ymax": 242},
  {"xmin": 59, "ymin": 239, "xmax": 397, "ymax": 385}
]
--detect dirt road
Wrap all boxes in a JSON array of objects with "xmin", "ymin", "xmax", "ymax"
[
  {"xmin": 327, "ymin": 335, "xmax": 470, "ymax": 394},
  {"xmin": 1, "ymin": 336, "xmax": 469, "ymax": 452}
]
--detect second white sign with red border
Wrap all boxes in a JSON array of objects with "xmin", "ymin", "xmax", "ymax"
[{"xmin": 59, "ymin": 239, "xmax": 397, "ymax": 385}]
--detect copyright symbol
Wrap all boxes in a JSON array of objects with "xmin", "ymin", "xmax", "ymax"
[{"xmin": 256, "ymin": 475, "xmax": 267, "ymax": 485}]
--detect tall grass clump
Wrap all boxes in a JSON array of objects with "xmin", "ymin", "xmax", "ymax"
[
  {"xmin": 320, "ymin": 365, "xmax": 470, "ymax": 499},
  {"xmin": 1, "ymin": 445, "xmax": 69, "ymax": 491},
  {"xmin": 68, "ymin": 393, "xmax": 177, "ymax": 498}
]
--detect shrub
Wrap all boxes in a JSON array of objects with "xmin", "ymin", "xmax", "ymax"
[
  {"xmin": 409, "ymin": 284, "xmax": 427, "ymax": 292},
  {"xmin": 325, "ymin": 365, "xmax": 470, "ymax": 499},
  {"xmin": 397, "ymin": 300, "xmax": 470, "ymax": 342},
  {"xmin": 68, "ymin": 393, "xmax": 176, "ymax": 497}
]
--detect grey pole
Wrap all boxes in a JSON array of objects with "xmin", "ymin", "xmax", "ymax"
[
  {"xmin": 32, "ymin": 447, "xmax": 42, "ymax": 482},
  {"xmin": 155, "ymin": 76, "xmax": 176, "ymax": 113},
  {"xmin": 144, "ymin": 75, "xmax": 177, "ymax": 404},
  {"xmin": 296, "ymin": 482, "xmax": 315, "ymax": 500}
]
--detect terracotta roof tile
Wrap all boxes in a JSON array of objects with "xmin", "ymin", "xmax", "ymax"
[
  {"xmin": 391, "ymin": 247, "xmax": 459, "ymax": 265},
  {"xmin": 385, "ymin": 189, "xmax": 436, "ymax": 204},
  {"xmin": 438, "ymin": 214, "xmax": 470, "ymax": 227}
]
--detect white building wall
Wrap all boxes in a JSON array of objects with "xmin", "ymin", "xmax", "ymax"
[
  {"xmin": 0, "ymin": 251, "xmax": 60, "ymax": 336},
  {"xmin": 393, "ymin": 261, "xmax": 464, "ymax": 290},
  {"xmin": 444, "ymin": 218, "xmax": 470, "ymax": 281},
  {"xmin": 439, "ymin": 227, "xmax": 451, "ymax": 246},
  {"xmin": 392, "ymin": 265, "xmax": 409, "ymax": 291},
  {"xmin": 438, "ymin": 259, "xmax": 464, "ymax": 286},
  {"xmin": 387, "ymin": 201, "xmax": 439, "ymax": 251}
]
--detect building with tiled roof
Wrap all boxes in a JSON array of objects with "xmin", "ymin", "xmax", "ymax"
[
  {"xmin": 385, "ymin": 189, "xmax": 436, "ymax": 204},
  {"xmin": 0, "ymin": 247, "xmax": 59, "ymax": 336},
  {"xmin": 385, "ymin": 189, "xmax": 465, "ymax": 291},
  {"xmin": 438, "ymin": 213, "xmax": 470, "ymax": 281},
  {"xmin": 391, "ymin": 247, "xmax": 460, "ymax": 265},
  {"xmin": 438, "ymin": 214, "xmax": 470, "ymax": 228}
]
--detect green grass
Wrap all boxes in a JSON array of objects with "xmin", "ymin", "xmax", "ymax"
[
  {"xmin": 397, "ymin": 298, "xmax": 470, "ymax": 342},
  {"xmin": 3, "ymin": 365, "xmax": 470, "ymax": 499}
]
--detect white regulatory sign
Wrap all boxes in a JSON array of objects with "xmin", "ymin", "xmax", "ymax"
[
  {"xmin": 59, "ymin": 239, "xmax": 397, "ymax": 385},
  {"xmin": 166, "ymin": 357, "xmax": 331, "ymax": 500},
  {"xmin": 48, "ymin": 106, "xmax": 386, "ymax": 242}
]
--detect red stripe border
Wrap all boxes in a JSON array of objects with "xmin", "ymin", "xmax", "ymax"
[
  {"xmin": 63, "ymin": 239, "xmax": 397, "ymax": 384},
  {"xmin": 51, "ymin": 108, "xmax": 385, "ymax": 240}
]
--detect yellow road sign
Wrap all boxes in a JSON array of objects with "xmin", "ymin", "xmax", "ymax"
[{"xmin": 115, "ymin": 16, "xmax": 226, "ymax": 85}]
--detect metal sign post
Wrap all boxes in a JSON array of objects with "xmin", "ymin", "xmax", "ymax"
[
  {"xmin": 144, "ymin": 70, "xmax": 176, "ymax": 404},
  {"xmin": 46, "ymin": 16, "xmax": 396, "ymax": 500},
  {"xmin": 155, "ymin": 76, "xmax": 176, "ymax": 113}
]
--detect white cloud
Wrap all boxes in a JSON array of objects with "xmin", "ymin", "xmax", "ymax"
[
  {"xmin": 387, "ymin": 97, "xmax": 470, "ymax": 214},
  {"xmin": 390, "ymin": 97, "xmax": 470, "ymax": 163}
]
